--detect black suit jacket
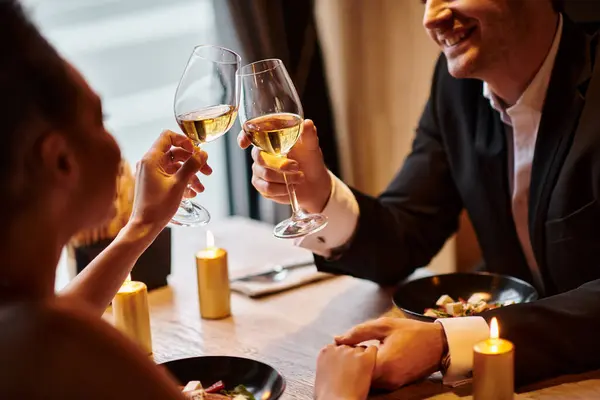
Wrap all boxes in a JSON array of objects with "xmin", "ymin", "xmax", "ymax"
[{"xmin": 316, "ymin": 18, "xmax": 600, "ymax": 385}]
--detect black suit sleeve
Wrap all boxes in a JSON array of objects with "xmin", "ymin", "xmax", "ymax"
[
  {"xmin": 484, "ymin": 280, "xmax": 600, "ymax": 386},
  {"xmin": 315, "ymin": 56, "xmax": 464, "ymax": 285}
]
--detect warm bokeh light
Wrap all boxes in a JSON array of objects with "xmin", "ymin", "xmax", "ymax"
[
  {"xmin": 206, "ymin": 230, "xmax": 215, "ymax": 248},
  {"xmin": 490, "ymin": 317, "xmax": 499, "ymax": 339}
]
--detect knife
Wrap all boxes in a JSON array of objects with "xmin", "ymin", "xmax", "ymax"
[{"xmin": 231, "ymin": 260, "xmax": 315, "ymax": 282}]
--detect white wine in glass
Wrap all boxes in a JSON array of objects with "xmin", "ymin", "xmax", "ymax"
[
  {"xmin": 238, "ymin": 59, "xmax": 327, "ymax": 238},
  {"xmin": 176, "ymin": 104, "xmax": 237, "ymax": 145},
  {"xmin": 243, "ymin": 112, "xmax": 302, "ymax": 155},
  {"xmin": 171, "ymin": 45, "xmax": 240, "ymax": 226}
]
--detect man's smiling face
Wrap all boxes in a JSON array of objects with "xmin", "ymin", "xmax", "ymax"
[{"xmin": 421, "ymin": 0, "xmax": 536, "ymax": 80}]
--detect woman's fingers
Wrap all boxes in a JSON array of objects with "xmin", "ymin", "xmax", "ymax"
[
  {"xmin": 153, "ymin": 129, "xmax": 194, "ymax": 153},
  {"xmin": 188, "ymin": 174, "xmax": 205, "ymax": 194},
  {"xmin": 163, "ymin": 148, "xmax": 193, "ymax": 165}
]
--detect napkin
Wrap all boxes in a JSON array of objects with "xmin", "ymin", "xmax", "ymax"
[
  {"xmin": 230, "ymin": 265, "xmax": 334, "ymax": 298},
  {"xmin": 191, "ymin": 217, "xmax": 336, "ymax": 298}
]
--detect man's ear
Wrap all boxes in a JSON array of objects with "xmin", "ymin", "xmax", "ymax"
[{"xmin": 39, "ymin": 132, "xmax": 78, "ymax": 188}]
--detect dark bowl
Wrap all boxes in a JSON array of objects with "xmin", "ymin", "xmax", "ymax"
[
  {"xmin": 393, "ymin": 272, "xmax": 538, "ymax": 322},
  {"xmin": 160, "ymin": 356, "xmax": 285, "ymax": 399}
]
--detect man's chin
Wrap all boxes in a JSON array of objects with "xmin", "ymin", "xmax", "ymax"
[{"xmin": 445, "ymin": 51, "xmax": 479, "ymax": 80}]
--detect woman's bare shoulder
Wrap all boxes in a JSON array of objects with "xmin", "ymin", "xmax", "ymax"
[
  {"xmin": 0, "ymin": 300, "xmax": 104, "ymax": 350},
  {"xmin": 0, "ymin": 300, "xmax": 183, "ymax": 400},
  {"xmin": 0, "ymin": 300, "xmax": 88, "ymax": 345}
]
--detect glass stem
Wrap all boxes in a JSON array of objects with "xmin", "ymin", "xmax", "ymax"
[
  {"xmin": 180, "ymin": 198, "xmax": 195, "ymax": 212},
  {"xmin": 283, "ymin": 173, "xmax": 301, "ymax": 217}
]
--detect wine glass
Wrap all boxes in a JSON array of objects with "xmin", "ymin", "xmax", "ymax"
[
  {"xmin": 172, "ymin": 45, "xmax": 241, "ymax": 226},
  {"xmin": 237, "ymin": 59, "xmax": 328, "ymax": 238}
]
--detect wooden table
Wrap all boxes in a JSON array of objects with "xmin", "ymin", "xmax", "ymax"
[{"xmin": 141, "ymin": 217, "xmax": 600, "ymax": 399}]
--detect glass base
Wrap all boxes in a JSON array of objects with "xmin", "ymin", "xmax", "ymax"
[
  {"xmin": 170, "ymin": 200, "xmax": 210, "ymax": 227},
  {"xmin": 273, "ymin": 211, "xmax": 328, "ymax": 239}
]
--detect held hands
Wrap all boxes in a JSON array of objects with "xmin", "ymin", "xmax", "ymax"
[
  {"xmin": 335, "ymin": 318, "xmax": 447, "ymax": 390},
  {"xmin": 238, "ymin": 119, "xmax": 332, "ymax": 213},
  {"xmin": 315, "ymin": 344, "xmax": 378, "ymax": 400},
  {"xmin": 129, "ymin": 130, "xmax": 211, "ymax": 231}
]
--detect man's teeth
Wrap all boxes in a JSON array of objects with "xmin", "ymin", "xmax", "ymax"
[{"xmin": 443, "ymin": 31, "xmax": 467, "ymax": 47}]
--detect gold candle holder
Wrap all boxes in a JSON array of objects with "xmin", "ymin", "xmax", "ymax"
[
  {"xmin": 473, "ymin": 317, "xmax": 514, "ymax": 400},
  {"xmin": 196, "ymin": 230, "xmax": 231, "ymax": 319},
  {"xmin": 112, "ymin": 276, "xmax": 153, "ymax": 356}
]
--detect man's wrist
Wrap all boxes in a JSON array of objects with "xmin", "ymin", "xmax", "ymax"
[
  {"xmin": 434, "ymin": 321, "xmax": 450, "ymax": 370},
  {"xmin": 306, "ymin": 169, "xmax": 333, "ymax": 213}
]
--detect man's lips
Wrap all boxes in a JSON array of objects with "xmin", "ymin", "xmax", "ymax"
[{"xmin": 437, "ymin": 26, "xmax": 477, "ymax": 48}]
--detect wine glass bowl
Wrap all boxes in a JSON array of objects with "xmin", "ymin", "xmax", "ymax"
[
  {"xmin": 171, "ymin": 45, "xmax": 241, "ymax": 227},
  {"xmin": 237, "ymin": 59, "xmax": 328, "ymax": 238}
]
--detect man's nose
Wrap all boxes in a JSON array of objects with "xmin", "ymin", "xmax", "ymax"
[{"xmin": 423, "ymin": 0, "xmax": 453, "ymax": 30}]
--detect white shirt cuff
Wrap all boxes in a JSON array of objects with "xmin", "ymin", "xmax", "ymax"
[
  {"xmin": 436, "ymin": 316, "xmax": 489, "ymax": 386},
  {"xmin": 295, "ymin": 171, "xmax": 359, "ymax": 257}
]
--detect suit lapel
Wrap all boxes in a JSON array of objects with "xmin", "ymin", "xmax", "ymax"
[{"xmin": 529, "ymin": 19, "xmax": 593, "ymax": 292}]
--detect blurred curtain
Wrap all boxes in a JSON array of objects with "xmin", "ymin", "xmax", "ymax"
[
  {"xmin": 314, "ymin": 0, "xmax": 439, "ymax": 193},
  {"xmin": 314, "ymin": 0, "xmax": 462, "ymax": 272},
  {"xmin": 213, "ymin": 0, "xmax": 340, "ymax": 224}
]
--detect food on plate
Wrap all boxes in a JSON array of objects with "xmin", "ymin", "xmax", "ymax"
[
  {"xmin": 424, "ymin": 294, "xmax": 516, "ymax": 318},
  {"xmin": 181, "ymin": 380, "xmax": 256, "ymax": 400}
]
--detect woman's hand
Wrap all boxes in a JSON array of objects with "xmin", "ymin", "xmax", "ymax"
[
  {"xmin": 129, "ymin": 130, "xmax": 211, "ymax": 232},
  {"xmin": 315, "ymin": 344, "xmax": 377, "ymax": 400}
]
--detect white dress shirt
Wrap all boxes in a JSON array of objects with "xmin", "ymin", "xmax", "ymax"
[{"xmin": 297, "ymin": 15, "xmax": 563, "ymax": 383}]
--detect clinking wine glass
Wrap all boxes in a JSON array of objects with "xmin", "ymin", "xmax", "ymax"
[
  {"xmin": 171, "ymin": 45, "xmax": 241, "ymax": 226},
  {"xmin": 237, "ymin": 59, "xmax": 328, "ymax": 238}
]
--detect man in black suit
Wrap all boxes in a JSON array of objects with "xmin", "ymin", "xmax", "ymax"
[{"xmin": 239, "ymin": 0, "xmax": 600, "ymax": 389}]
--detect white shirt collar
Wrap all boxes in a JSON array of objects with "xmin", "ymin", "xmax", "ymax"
[{"xmin": 483, "ymin": 14, "xmax": 564, "ymax": 115}]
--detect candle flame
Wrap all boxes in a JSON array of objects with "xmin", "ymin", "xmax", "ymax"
[
  {"xmin": 490, "ymin": 317, "xmax": 499, "ymax": 339},
  {"xmin": 206, "ymin": 230, "xmax": 215, "ymax": 248},
  {"xmin": 125, "ymin": 273, "xmax": 132, "ymax": 283}
]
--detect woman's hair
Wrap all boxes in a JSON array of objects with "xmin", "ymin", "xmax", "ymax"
[{"xmin": 0, "ymin": 0, "xmax": 79, "ymax": 209}]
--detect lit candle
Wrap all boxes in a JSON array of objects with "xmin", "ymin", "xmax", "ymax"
[
  {"xmin": 473, "ymin": 317, "xmax": 514, "ymax": 400},
  {"xmin": 112, "ymin": 274, "xmax": 153, "ymax": 357},
  {"xmin": 195, "ymin": 230, "xmax": 231, "ymax": 319}
]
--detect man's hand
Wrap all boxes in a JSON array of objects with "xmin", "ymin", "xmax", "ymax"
[
  {"xmin": 129, "ymin": 130, "xmax": 211, "ymax": 231},
  {"xmin": 335, "ymin": 317, "xmax": 447, "ymax": 390},
  {"xmin": 315, "ymin": 344, "xmax": 377, "ymax": 400},
  {"xmin": 238, "ymin": 119, "xmax": 332, "ymax": 213}
]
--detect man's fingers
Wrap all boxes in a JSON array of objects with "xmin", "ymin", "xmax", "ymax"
[
  {"xmin": 251, "ymin": 176, "xmax": 290, "ymax": 197},
  {"xmin": 335, "ymin": 319, "xmax": 395, "ymax": 346},
  {"xmin": 296, "ymin": 119, "xmax": 320, "ymax": 150},
  {"xmin": 252, "ymin": 147, "xmax": 299, "ymax": 172},
  {"xmin": 252, "ymin": 162, "xmax": 285, "ymax": 183},
  {"xmin": 252, "ymin": 163, "xmax": 304, "ymax": 184},
  {"xmin": 262, "ymin": 194, "xmax": 291, "ymax": 205},
  {"xmin": 154, "ymin": 129, "xmax": 195, "ymax": 153},
  {"xmin": 238, "ymin": 130, "xmax": 252, "ymax": 149}
]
